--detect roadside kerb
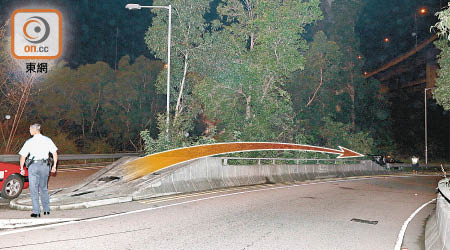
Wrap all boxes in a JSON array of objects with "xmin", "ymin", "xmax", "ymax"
[
  {"xmin": 425, "ymin": 178, "xmax": 450, "ymax": 250},
  {"xmin": 10, "ymin": 196, "xmax": 133, "ymax": 210},
  {"xmin": 130, "ymin": 158, "xmax": 387, "ymax": 200}
]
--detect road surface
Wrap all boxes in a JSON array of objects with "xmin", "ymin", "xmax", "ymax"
[{"xmin": 0, "ymin": 174, "xmax": 440, "ymax": 250}]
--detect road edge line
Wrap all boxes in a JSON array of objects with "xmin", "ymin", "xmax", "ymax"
[{"xmin": 394, "ymin": 198, "xmax": 436, "ymax": 250}]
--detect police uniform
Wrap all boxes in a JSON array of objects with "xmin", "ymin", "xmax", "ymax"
[{"xmin": 19, "ymin": 134, "xmax": 58, "ymax": 215}]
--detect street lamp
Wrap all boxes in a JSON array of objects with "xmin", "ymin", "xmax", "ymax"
[
  {"xmin": 126, "ymin": 3, "xmax": 172, "ymax": 139},
  {"xmin": 414, "ymin": 7, "xmax": 427, "ymax": 47},
  {"xmin": 419, "ymin": 7, "xmax": 427, "ymax": 15},
  {"xmin": 424, "ymin": 88, "xmax": 432, "ymax": 165}
]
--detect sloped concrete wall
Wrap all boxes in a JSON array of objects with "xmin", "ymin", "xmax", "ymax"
[
  {"xmin": 435, "ymin": 194, "xmax": 450, "ymax": 250},
  {"xmin": 426, "ymin": 179, "xmax": 450, "ymax": 250},
  {"xmin": 131, "ymin": 158, "xmax": 387, "ymax": 200},
  {"xmin": 10, "ymin": 157, "xmax": 387, "ymax": 211}
]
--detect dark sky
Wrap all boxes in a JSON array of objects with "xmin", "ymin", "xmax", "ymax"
[
  {"xmin": 357, "ymin": 0, "xmax": 448, "ymax": 70},
  {"xmin": 1, "ymin": 0, "xmax": 447, "ymax": 70},
  {"xmin": 1, "ymin": 0, "xmax": 155, "ymax": 67}
]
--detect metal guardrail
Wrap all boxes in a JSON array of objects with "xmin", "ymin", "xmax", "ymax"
[
  {"xmin": 0, "ymin": 153, "xmax": 140, "ymax": 162},
  {"xmin": 221, "ymin": 157, "xmax": 361, "ymax": 165},
  {"xmin": 388, "ymin": 163, "xmax": 450, "ymax": 170}
]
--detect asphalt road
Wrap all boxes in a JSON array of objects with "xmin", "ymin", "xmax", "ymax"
[{"xmin": 0, "ymin": 174, "xmax": 440, "ymax": 250}]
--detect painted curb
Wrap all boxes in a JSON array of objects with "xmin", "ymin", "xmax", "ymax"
[{"xmin": 10, "ymin": 196, "xmax": 133, "ymax": 210}]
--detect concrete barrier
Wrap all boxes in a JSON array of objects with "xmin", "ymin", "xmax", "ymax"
[
  {"xmin": 131, "ymin": 158, "xmax": 387, "ymax": 200},
  {"xmin": 10, "ymin": 157, "xmax": 388, "ymax": 210},
  {"xmin": 426, "ymin": 178, "xmax": 450, "ymax": 250}
]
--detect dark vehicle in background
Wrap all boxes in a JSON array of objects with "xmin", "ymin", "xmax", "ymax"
[
  {"xmin": 370, "ymin": 154, "xmax": 403, "ymax": 166},
  {"xmin": 0, "ymin": 162, "xmax": 28, "ymax": 199}
]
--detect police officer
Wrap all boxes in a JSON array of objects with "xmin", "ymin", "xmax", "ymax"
[{"xmin": 19, "ymin": 124, "xmax": 58, "ymax": 218}]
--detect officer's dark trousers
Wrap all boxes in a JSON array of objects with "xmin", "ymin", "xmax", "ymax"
[{"xmin": 28, "ymin": 162, "xmax": 50, "ymax": 214}]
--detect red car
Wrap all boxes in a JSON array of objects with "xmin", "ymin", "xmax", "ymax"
[{"xmin": 0, "ymin": 162, "xmax": 29, "ymax": 199}]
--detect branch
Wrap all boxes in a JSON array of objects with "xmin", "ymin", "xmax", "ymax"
[
  {"xmin": 174, "ymin": 52, "xmax": 189, "ymax": 122},
  {"xmin": 306, "ymin": 67, "xmax": 323, "ymax": 107}
]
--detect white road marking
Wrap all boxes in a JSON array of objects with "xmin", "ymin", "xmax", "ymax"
[
  {"xmin": 57, "ymin": 166, "xmax": 104, "ymax": 173},
  {"xmin": 0, "ymin": 174, "xmax": 437, "ymax": 243},
  {"xmin": 139, "ymin": 183, "xmax": 280, "ymax": 204},
  {"xmin": 0, "ymin": 218, "xmax": 80, "ymax": 229},
  {"xmin": 393, "ymin": 198, "xmax": 437, "ymax": 250}
]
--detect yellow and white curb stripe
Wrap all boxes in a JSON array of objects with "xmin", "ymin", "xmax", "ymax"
[
  {"xmin": 57, "ymin": 165, "xmax": 105, "ymax": 173},
  {"xmin": 0, "ymin": 218, "xmax": 80, "ymax": 229},
  {"xmin": 138, "ymin": 183, "xmax": 280, "ymax": 205}
]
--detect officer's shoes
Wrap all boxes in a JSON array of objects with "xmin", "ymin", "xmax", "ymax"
[
  {"xmin": 44, "ymin": 212, "xmax": 50, "ymax": 215},
  {"xmin": 30, "ymin": 213, "xmax": 40, "ymax": 218}
]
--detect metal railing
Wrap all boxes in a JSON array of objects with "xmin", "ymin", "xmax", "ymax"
[
  {"xmin": 0, "ymin": 153, "xmax": 140, "ymax": 163},
  {"xmin": 221, "ymin": 157, "xmax": 361, "ymax": 166},
  {"xmin": 387, "ymin": 163, "xmax": 450, "ymax": 171}
]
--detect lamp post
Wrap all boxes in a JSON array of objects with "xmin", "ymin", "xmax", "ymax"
[
  {"xmin": 424, "ymin": 88, "xmax": 432, "ymax": 165},
  {"xmin": 126, "ymin": 3, "xmax": 171, "ymax": 139},
  {"xmin": 414, "ymin": 7, "xmax": 427, "ymax": 48}
]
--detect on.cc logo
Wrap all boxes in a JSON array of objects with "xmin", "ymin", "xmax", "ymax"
[
  {"xmin": 11, "ymin": 9, "xmax": 62, "ymax": 59},
  {"xmin": 22, "ymin": 16, "xmax": 50, "ymax": 44}
]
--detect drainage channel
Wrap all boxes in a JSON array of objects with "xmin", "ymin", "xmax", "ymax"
[{"xmin": 350, "ymin": 218, "xmax": 378, "ymax": 225}]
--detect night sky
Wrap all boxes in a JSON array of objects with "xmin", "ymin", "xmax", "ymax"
[
  {"xmin": 0, "ymin": 0, "xmax": 449, "ymax": 159},
  {"xmin": 0, "ymin": 0, "xmax": 446, "ymax": 69},
  {"xmin": 357, "ymin": 0, "xmax": 447, "ymax": 70},
  {"xmin": 1, "ymin": 0, "xmax": 155, "ymax": 67}
]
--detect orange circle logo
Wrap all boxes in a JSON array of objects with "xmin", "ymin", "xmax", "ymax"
[{"xmin": 22, "ymin": 16, "xmax": 50, "ymax": 44}]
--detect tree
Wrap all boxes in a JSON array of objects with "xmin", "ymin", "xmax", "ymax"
[
  {"xmin": 432, "ymin": 4, "xmax": 450, "ymax": 110},
  {"xmin": 102, "ymin": 55, "xmax": 164, "ymax": 150},
  {"xmin": 285, "ymin": 0, "xmax": 393, "ymax": 154},
  {"xmin": 287, "ymin": 31, "xmax": 346, "ymax": 146},
  {"xmin": 35, "ymin": 56, "xmax": 164, "ymax": 152},
  {"xmin": 0, "ymin": 33, "xmax": 55, "ymax": 153},
  {"xmin": 195, "ymin": 0, "xmax": 322, "ymax": 142},
  {"xmin": 289, "ymin": 31, "xmax": 343, "ymax": 117},
  {"xmin": 324, "ymin": 0, "xmax": 365, "ymax": 129},
  {"xmin": 329, "ymin": 0, "xmax": 393, "ymax": 152},
  {"xmin": 144, "ymin": 0, "xmax": 211, "ymax": 142},
  {"xmin": 36, "ymin": 61, "xmax": 114, "ymax": 141},
  {"xmin": 319, "ymin": 117, "xmax": 374, "ymax": 155}
]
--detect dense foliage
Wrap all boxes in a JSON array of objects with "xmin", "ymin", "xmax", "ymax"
[
  {"xmin": 433, "ymin": 4, "xmax": 450, "ymax": 110},
  {"xmin": 0, "ymin": 52, "xmax": 164, "ymax": 153},
  {"xmin": 0, "ymin": 0, "xmax": 409, "ymax": 158},
  {"xmin": 139, "ymin": 0, "xmax": 391, "ymax": 156}
]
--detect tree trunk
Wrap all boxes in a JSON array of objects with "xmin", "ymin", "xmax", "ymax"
[
  {"xmin": 82, "ymin": 117, "xmax": 85, "ymax": 139},
  {"xmin": 307, "ymin": 67, "xmax": 324, "ymax": 107},
  {"xmin": 5, "ymin": 78, "xmax": 33, "ymax": 153},
  {"xmin": 174, "ymin": 52, "xmax": 189, "ymax": 122},
  {"xmin": 246, "ymin": 95, "xmax": 252, "ymax": 120},
  {"xmin": 261, "ymin": 75, "xmax": 274, "ymax": 102},
  {"xmin": 90, "ymin": 87, "xmax": 102, "ymax": 134},
  {"xmin": 348, "ymin": 71, "xmax": 356, "ymax": 130}
]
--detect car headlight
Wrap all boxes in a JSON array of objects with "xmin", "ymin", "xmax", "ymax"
[{"xmin": 0, "ymin": 170, "xmax": 4, "ymax": 180}]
